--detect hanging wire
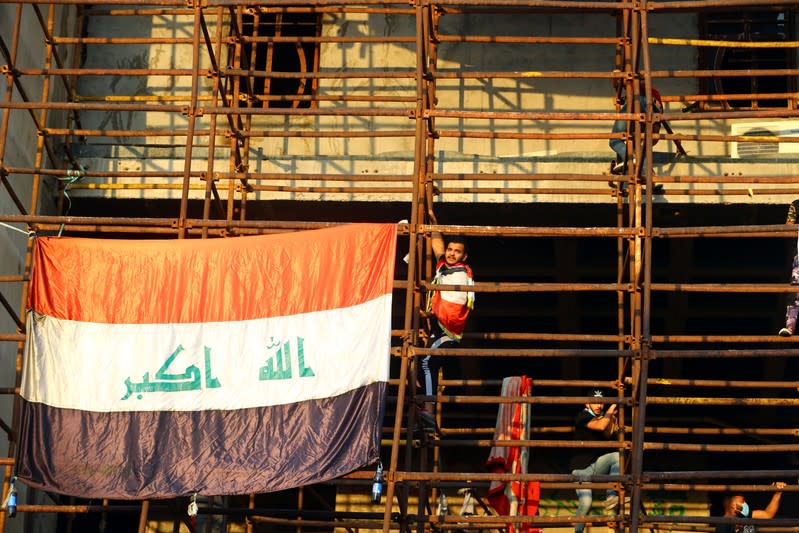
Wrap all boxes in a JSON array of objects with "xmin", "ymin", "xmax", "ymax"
[{"xmin": 57, "ymin": 164, "xmax": 86, "ymax": 237}]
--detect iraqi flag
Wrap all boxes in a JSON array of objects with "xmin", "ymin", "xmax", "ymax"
[{"xmin": 17, "ymin": 223, "xmax": 396, "ymax": 499}]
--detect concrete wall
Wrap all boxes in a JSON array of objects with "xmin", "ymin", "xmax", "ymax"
[{"xmin": 62, "ymin": 8, "xmax": 799, "ymax": 204}]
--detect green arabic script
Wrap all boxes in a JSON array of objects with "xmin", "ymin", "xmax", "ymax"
[
  {"xmin": 260, "ymin": 336, "xmax": 315, "ymax": 381},
  {"xmin": 122, "ymin": 344, "xmax": 221, "ymax": 400}
]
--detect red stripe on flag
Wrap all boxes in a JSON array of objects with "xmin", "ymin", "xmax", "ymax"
[{"xmin": 29, "ymin": 224, "xmax": 397, "ymax": 324}]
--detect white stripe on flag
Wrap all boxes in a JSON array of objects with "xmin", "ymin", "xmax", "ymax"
[{"xmin": 22, "ymin": 295, "xmax": 391, "ymax": 412}]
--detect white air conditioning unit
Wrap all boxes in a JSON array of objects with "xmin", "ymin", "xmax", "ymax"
[{"xmin": 730, "ymin": 120, "xmax": 799, "ymax": 158}]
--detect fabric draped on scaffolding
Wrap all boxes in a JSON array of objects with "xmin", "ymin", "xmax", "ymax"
[
  {"xmin": 17, "ymin": 223, "xmax": 396, "ymax": 499},
  {"xmin": 485, "ymin": 376, "xmax": 541, "ymax": 533}
]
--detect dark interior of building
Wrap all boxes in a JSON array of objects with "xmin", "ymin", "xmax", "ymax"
[{"xmin": 62, "ymin": 197, "xmax": 799, "ymax": 525}]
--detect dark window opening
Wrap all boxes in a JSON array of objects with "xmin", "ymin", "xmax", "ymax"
[
  {"xmin": 700, "ymin": 11, "xmax": 795, "ymax": 110},
  {"xmin": 236, "ymin": 10, "xmax": 320, "ymax": 109}
]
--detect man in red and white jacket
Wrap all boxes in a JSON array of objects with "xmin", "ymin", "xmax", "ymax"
[{"xmin": 418, "ymin": 230, "xmax": 475, "ymax": 432}]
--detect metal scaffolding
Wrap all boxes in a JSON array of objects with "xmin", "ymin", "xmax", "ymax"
[{"xmin": 2, "ymin": 0, "xmax": 799, "ymax": 531}]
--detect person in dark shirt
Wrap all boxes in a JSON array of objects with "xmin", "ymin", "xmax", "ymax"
[
  {"xmin": 715, "ymin": 482, "xmax": 786, "ymax": 533},
  {"xmin": 609, "ymin": 80, "xmax": 664, "ymax": 175},
  {"xmin": 570, "ymin": 390, "xmax": 620, "ymax": 533}
]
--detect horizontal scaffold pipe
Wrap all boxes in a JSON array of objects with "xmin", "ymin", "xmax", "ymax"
[
  {"xmin": 431, "ymin": 173, "xmax": 622, "ymax": 182},
  {"xmin": 0, "ymin": 0, "xmax": 423, "ymax": 5},
  {"xmin": 430, "ymin": 109, "xmax": 652, "ymax": 120},
  {"xmin": 423, "ymin": 0, "xmax": 634, "ymax": 7},
  {"xmin": 462, "ymin": 332, "xmax": 624, "ymax": 341},
  {"xmin": 204, "ymin": 106, "xmax": 414, "ymax": 115},
  {"xmin": 0, "ymin": 214, "xmax": 343, "ymax": 230},
  {"xmin": 643, "ymin": 427, "xmax": 798, "ymax": 436},
  {"xmin": 647, "ymin": 396, "xmax": 799, "ymax": 406},
  {"xmin": 405, "ymin": 346, "xmax": 799, "ymax": 358},
  {"xmin": 438, "ymin": 186, "xmax": 637, "ymax": 195},
  {"xmin": 82, "ymin": 6, "xmax": 415, "ymax": 15},
  {"xmin": 653, "ymin": 223, "xmax": 797, "ymax": 237},
  {"xmin": 0, "ymin": 102, "xmax": 185, "ymax": 112},
  {"xmin": 649, "ymin": 283, "xmax": 799, "ymax": 293},
  {"xmin": 663, "ymin": 133, "xmax": 799, "ymax": 144},
  {"xmin": 434, "ymin": 68, "xmax": 799, "ymax": 80},
  {"xmin": 643, "ymin": 516, "xmax": 799, "ymax": 528},
  {"xmin": 2, "ymin": 0, "xmax": 792, "ymax": 9},
  {"xmin": 12, "ymin": 67, "xmax": 416, "ymax": 79},
  {"xmin": 73, "ymin": 94, "xmax": 415, "ymax": 103},
  {"xmin": 429, "ymin": 394, "xmax": 799, "ymax": 407},
  {"xmin": 50, "ymin": 35, "xmax": 417, "ymax": 45},
  {"xmin": 651, "ymin": 348, "xmax": 799, "ymax": 356},
  {"xmin": 223, "ymin": 68, "xmax": 415, "ymax": 79},
  {"xmin": 230, "ymin": 186, "xmax": 632, "ymax": 196},
  {"xmin": 254, "ymin": 6, "xmax": 414, "ymax": 13},
  {"xmin": 661, "ymin": 175, "xmax": 799, "ymax": 184},
  {"xmin": 247, "ymin": 185, "xmax": 414, "ymax": 194},
  {"xmin": 638, "ymin": 377, "xmax": 799, "ymax": 389},
  {"xmin": 644, "ymin": 470, "xmax": 799, "ymax": 480},
  {"xmin": 420, "ymin": 224, "xmax": 638, "ymax": 237},
  {"xmin": 431, "ymin": 438, "xmax": 628, "ymax": 449},
  {"xmin": 435, "ymin": 35, "xmax": 620, "ymax": 44},
  {"xmin": 635, "ymin": 440, "xmax": 788, "ymax": 454},
  {"xmin": 649, "ymin": 0, "xmax": 799, "ymax": 10},
  {"xmin": 442, "ymin": 378, "xmax": 619, "ymax": 388},
  {"xmin": 5, "ymin": 167, "xmax": 416, "ymax": 182},
  {"xmin": 652, "ymin": 68, "xmax": 799, "ymax": 79},
  {"xmin": 422, "ymin": 515, "xmax": 624, "ymax": 528},
  {"xmin": 1, "ymin": 97, "xmax": 417, "ymax": 110},
  {"xmin": 423, "ymin": 281, "xmax": 634, "ymax": 293},
  {"xmin": 660, "ymin": 188, "xmax": 799, "ymax": 199},
  {"xmin": 440, "ymin": 482, "xmax": 799, "ymax": 493},
  {"xmin": 665, "ymin": 91, "xmax": 799, "ymax": 104},
  {"xmin": 438, "ymin": 426, "xmax": 573, "ymax": 435},
  {"xmin": 409, "ymin": 347, "xmax": 633, "ymax": 358},
  {"xmin": 432, "ymin": 394, "xmax": 631, "ymax": 405},
  {"xmin": 395, "ymin": 471, "xmax": 625, "ymax": 482},
  {"xmin": 249, "ymin": 516, "xmax": 393, "ymax": 529},
  {"xmin": 663, "ymin": 109, "xmax": 799, "ymax": 121},
  {"xmin": 436, "ymin": 130, "xmax": 632, "ymax": 140},
  {"xmin": 429, "ymin": 439, "xmax": 799, "ymax": 454},
  {"xmin": 645, "ymin": 443, "xmax": 799, "ymax": 452},
  {"xmin": 649, "ymin": 37, "xmax": 799, "ymax": 48},
  {"xmin": 41, "ymin": 128, "xmax": 208, "ymax": 137},
  {"xmin": 12, "ymin": 504, "xmax": 143, "ymax": 513},
  {"xmin": 239, "ymin": 130, "xmax": 415, "ymax": 138},
  {"xmin": 229, "ymin": 172, "xmax": 412, "ymax": 181}
]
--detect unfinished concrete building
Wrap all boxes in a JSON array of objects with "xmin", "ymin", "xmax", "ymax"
[{"xmin": 2, "ymin": 0, "xmax": 799, "ymax": 531}]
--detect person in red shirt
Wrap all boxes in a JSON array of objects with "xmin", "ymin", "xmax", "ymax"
[{"xmin": 418, "ymin": 229, "xmax": 474, "ymax": 433}]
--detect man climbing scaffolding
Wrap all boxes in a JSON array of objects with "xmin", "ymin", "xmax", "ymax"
[
  {"xmin": 418, "ymin": 215, "xmax": 475, "ymax": 434},
  {"xmin": 609, "ymin": 78, "xmax": 664, "ymax": 176},
  {"xmin": 607, "ymin": 74, "xmax": 686, "ymax": 195}
]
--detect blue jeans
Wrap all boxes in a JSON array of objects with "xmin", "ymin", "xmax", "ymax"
[
  {"xmin": 609, "ymin": 135, "xmax": 628, "ymax": 162},
  {"xmin": 571, "ymin": 451, "xmax": 619, "ymax": 533}
]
